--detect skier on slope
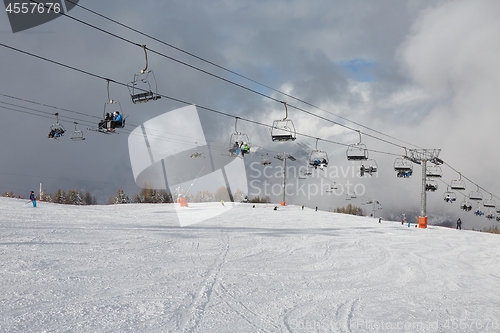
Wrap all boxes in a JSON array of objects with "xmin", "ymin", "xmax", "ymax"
[{"xmin": 29, "ymin": 191, "xmax": 36, "ymax": 207}]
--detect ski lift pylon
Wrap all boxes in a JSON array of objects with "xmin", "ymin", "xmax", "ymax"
[
  {"xmin": 270, "ymin": 102, "xmax": 296, "ymax": 142},
  {"xmin": 127, "ymin": 45, "xmax": 161, "ymax": 104},
  {"xmin": 346, "ymin": 130, "xmax": 368, "ymax": 161},
  {"xmin": 70, "ymin": 122, "xmax": 85, "ymax": 141}
]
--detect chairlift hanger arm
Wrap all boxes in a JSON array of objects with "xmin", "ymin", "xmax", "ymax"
[
  {"xmin": 234, "ymin": 117, "xmax": 240, "ymax": 135},
  {"xmin": 281, "ymin": 101, "xmax": 288, "ymax": 121},
  {"xmin": 355, "ymin": 130, "xmax": 362, "ymax": 145},
  {"xmin": 106, "ymin": 79, "xmax": 114, "ymax": 103},
  {"xmin": 141, "ymin": 45, "xmax": 149, "ymax": 74}
]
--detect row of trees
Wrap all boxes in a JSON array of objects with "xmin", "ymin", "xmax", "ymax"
[
  {"xmin": 108, "ymin": 186, "xmax": 250, "ymax": 205},
  {"xmin": 334, "ymin": 204, "xmax": 366, "ymax": 216},
  {"xmin": 42, "ymin": 189, "xmax": 98, "ymax": 205},
  {"xmin": 107, "ymin": 188, "xmax": 173, "ymax": 205}
]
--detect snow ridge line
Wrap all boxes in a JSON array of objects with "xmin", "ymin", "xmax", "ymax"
[{"xmin": 180, "ymin": 232, "xmax": 229, "ymax": 333}]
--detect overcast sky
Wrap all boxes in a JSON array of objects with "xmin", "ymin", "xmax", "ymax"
[{"xmin": 1, "ymin": 0, "xmax": 499, "ymax": 229}]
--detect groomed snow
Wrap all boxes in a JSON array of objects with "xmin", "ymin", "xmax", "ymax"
[{"xmin": 1, "ymin": 197, "xmax": 500, "ymax": 332}]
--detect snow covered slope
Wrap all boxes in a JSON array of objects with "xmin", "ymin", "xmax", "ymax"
[{"xmin": 1, "ymin": 197, "xmax": 499, "ymax": 332}]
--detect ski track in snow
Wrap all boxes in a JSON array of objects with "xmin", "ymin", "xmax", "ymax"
[{"xmin": 2, "ymin": 198, "xmax": 500, "ymax": 332}]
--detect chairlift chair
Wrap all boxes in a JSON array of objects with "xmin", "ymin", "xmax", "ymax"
[
  {"xmin": 308, "ymin": 138, "xmax": 329, "ymax": 170},
  {"xmin": 47, "ymin": 113, "xmax": 65, "ymax": 139},
  {"xmin": 425, "ymin": 179, "xmax": 438, "ymax": 192},
  {"xmin": 443, "ymin": 187, "xmax": 457, "ymax": 203},
  {"xmin": 426, "ymin": 165, "xmax": 443, "ymax": 178},
  {"xmin": 270, "ymin": 102, "xmax": 296, "ymax": 142},
  {"xmin": 483, "ymin": 194, "xmax": 496, "ymax": 208},
  {"xmin": 394, "ymin": 157, "xmax": 413, "ymax": 178},
  {"xmin": 70, "ymin": 122, "xmax": 85, "ymax": 141},
  {"xmin": 346, "ymin": 130, "xmax": 368, "ymax": 161},
  {"xmin": 450, "ymin": 173, "xmax": 466, "ymax": 191},
  {"xmin": 300, "ymin": 167, "xmax": 313, "ymax": 178},
  {"xmin": 261, "ymin": 154, "xmax": 271, "ymax": 165},
  {"xmin": 127, "ymin": 45, "xmax": 161, "ymax": 104},
  {"xmin": 474, "ymin": 203, "xmax": 484, "ymax": 216},
  {"xmin": 190, "ymin": 142, "xmax": 205, "ymax": 158},
  {"xmin": 363, "ymin": 198, "xmax": 374, "ymax": 205},
  {"xmin": 359, "ymin": 159, "xmax": 378, "ymax": 176},
  {"xmin": 99, "ymin": 80, "xmax": 126, "ymax": 133},
  {"xmin": 460, "ymin": 195, "xmax": 473, "ymax": 212},
  {"xmin": 229, "ymin": 118, "xmax": 251, "ymax": 157},
  {"xmin": 325, "ymin": 183, "xmax": 338, "ymax": 193},
  {"xmin": 469, "ymin": 186, "xmax": 483, "ymax": 201}
]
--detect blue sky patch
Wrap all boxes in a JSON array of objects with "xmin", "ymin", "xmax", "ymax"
[{"xmin": 337, "ymin": 58, "xmax": 376, "ymax": 82}]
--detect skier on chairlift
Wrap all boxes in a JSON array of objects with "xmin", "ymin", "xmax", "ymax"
[
  {"xmin": 108, "ymin": 111, "xmax": 123, "ymax": 132},
  {"xmin": 229, "ymin": 141, "xmax": 240, "ymax": 155},
  {"xmin": 99, "ymin": 113, "xmax": 112, "ymax": 131},
  {"xmin": 241, "ymin": 142, "xmax": 250, "ymax": 157}
]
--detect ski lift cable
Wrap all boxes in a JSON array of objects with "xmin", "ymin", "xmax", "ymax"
[
  {"xmin": 33, "ymin": 0, "xmax": 415, "ymax": 151},
  {"xmin": 0, "ymin": 102, "xmax": 220, "ymax": 149},
  {"xmin": 0, "ymin": 98, "xmax": 270, "ymax": 156},
  {"xmin": 1, "ymin": 42, "xmax": 498, "ymax": 200},
  {"xmin": 442, "ymin": 161, "xmax": 499, "ymax": 201},
  {"xmin": 0, "ymin": 93, "xmax": 102, "ymax": 121},
  {"xmin": 62, "ymin": 0, "xmax": 422, "ymax": 150},
  {"xmin": 183, "ymin": 165, "xmax": 206, "ymax": 197},
  {"xmin": 0, "ymin": 36, "xmax": 405, "ymax": 154},
  {"xmin": 0, "ymin": 42, "xmax": 348, "ymax": 148}
]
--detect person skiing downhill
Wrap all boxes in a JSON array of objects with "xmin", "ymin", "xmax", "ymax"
[{"xmin": 29, "ymin": 191, "xmax": 36, "ymax": 207}]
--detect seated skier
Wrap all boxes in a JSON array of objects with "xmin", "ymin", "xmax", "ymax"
[
  {"xmin": 48, "ymin": 127, "xmax": 64, "ymax": 139},
  {"xmin": 108, "ymin": 111, "xmax": 123, "ymax": 132},
  {"xmin": 99, "ymin": 113, "xmax": 112, "ymax": 130},
  {"xmin": 241, "ymin": 142, "xmax": 250, "ymax": 157},
  {"xmin": 229, "ymin": 141, "xmax": 241, "ymax": 155},
  {"xmin": 311, "ymin": 159, "xmax": 321, "ymax": 169}
]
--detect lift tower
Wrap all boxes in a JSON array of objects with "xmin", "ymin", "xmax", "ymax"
[
  {"xmin": 407, "ymin": 149, "xmax": 443, "ymax": 228},
  {"xmin": 274, "ymin": 153, "xmax": 296, "ymax": 206}
]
